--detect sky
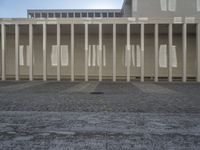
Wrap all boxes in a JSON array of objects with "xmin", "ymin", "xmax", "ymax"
[{"xmin": 0, "ymin": 0, "xmax": 124, "ymax": 18}]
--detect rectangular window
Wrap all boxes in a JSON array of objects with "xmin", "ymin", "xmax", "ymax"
[
  {"xmin": 95, "ymin": 13, "xmax": 101, "ymax": 17},
  {"xmin": 172, "ymin": 46, "xmax": 177, "ymax": 68},
  {"xmin": 168, "ymin": 0, "xmax": 176, "ymax": 12},
  {"xmin": 88, "ymin": 13, "xmax": 94, "ymax": 18},
  {"xmin": 55, "ymin": 13, "xmax": 61, "ymax": 18},
  {"xmin": 136, "ymin": 45, "xmax": 141, "ymax": 67},
  {"xmin": 75, "ymin": 13, "xmax": 81, "ymax": 18},
  {"xmin": 197, "ymin": 0, "xmax": 200, "ymax": 11},
  {"xmin": 131, "ymin": 45, "xmax": 135, "ymax": 66},
  {"xmin": 42, "ymin": 13, "xmax": 47, "ymax": 18},
  {"xmin": 68, "ymin": 13, "xmax": 74, "ymax": 18},
  {"xmin": 82, "ymin": 13, "xmax": 87, "ymax": 18},
  {"xmin": 115, "ymin": 13, "xmax": 121, "ymax": 17},
  {"xmin": 108, "ymin": 13, "xmax": 114, "ymax": 18},
  {"xmin": 97, "ymin": 45, "xmax": 100, "ymax": 67},
  {"xmin": 102, "ymin": 13, "xmax": 107, "ymax": 18},
  {"xmin": 160, "ymin": 0, "xmax": 167, "ymax": 11},
  {"xmin": 19, "ymin": 45, "xmax": 24, "ymax": 66},
  {"xmin": 48, "ymin": 13, "xmax": 53, "ymax": 18},
  {"xmin": 35, "ymin": 13, "xmax": 41, "ymax": 18},
  {"xmin": 62, "ymin": 13, "xmax": 67, "ymax": 18},
  {"xmin": 26, "ymin": 45, "xmax": 30, "ymax": 66},
  {"xmin": 124, "ymin": 45, "xmax": 128, "ymax": 67},
  {"xmin": 51, "ymin": 45, "xmax": 58, "ymax": 66},
  {"xmin": 103, "ymin": 45, "xmax": 106, "ymax": 67},
  {"xmin": 92, "ymin": 45, "xmax": 96, "ymax": 66},
  {"xmin": 159, "ymin": 45, "xmax": 168, "ymax": 68},
  {"xmin": 61, "ymin": 45, "xmax": 69, "ymax": 66},
  {"xmin": 26, "ymin": 45, "xmax": 35, "ymax": 66},
  {"xmin": 88, "ymin": 45, "xmax": 92, "ymax": 67}
]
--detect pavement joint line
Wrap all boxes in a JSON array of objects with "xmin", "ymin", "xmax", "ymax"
[
  {"xmin": 60, "ymin": 81, "xmax": 99, "ymax": 93},
  {"xmin": 131, "ymin": 82, "xmax": 178, "ymax": 94},
  {"xmin": 0, "ymin": 81, "xmax": 47, "ymax": 91}
]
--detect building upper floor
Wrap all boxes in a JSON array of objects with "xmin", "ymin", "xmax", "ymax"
[
  {"xmin": 122, "ymin": 0, "xmax": 200, "ymax": 18},
  {"xmin": 27, "ymin": 9, "xmax": 122, "ymax": 19},
  {"xmin": 27, "ymin": 0, "xmax": 200, "ymax": 19}
]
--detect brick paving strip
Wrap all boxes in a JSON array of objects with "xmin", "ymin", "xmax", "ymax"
[
  {"xmin": 132, "ymin": 82, "xmax": 177, "ymax": 94},
  {"xmin": 0, "ymin": 111, "xmax": 200, "ymax": 149}
]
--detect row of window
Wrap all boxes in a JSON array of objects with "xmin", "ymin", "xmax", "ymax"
[
  {"xmin": 19, "ymin": 45, "xmax": 35, "ymax": 66},
  {"xmin": 28, "ymin": 12, "xmax": 122, "ymax": 19},
  {"xmin": 18, "ymin": 44, "xmax": 177, "ymax": 68},
  {"xmin": 124, "ymin": 44, "xmax": 177, "ymax": 68},
  {"xmin": 28, "ymin": 0, "xmax": 200, "ymax": 19},
  {"xmin": 87, "ymin": 45, "xmax": 106, "ymax": 67},
  {"xmin": 132, "ymin": 0, "xmax": 200, "ymax": 12},
  {"xmin": 51, "ymin": 45, "xmax": 69, "ymax": 66},
  {"xmin": 160, "ymin": 0, "xmax": 176, "ymax": 11}
]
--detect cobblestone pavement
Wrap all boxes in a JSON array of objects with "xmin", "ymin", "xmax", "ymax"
[{"xmin": 0, "ymin": 81, "xmax": 200, "ymax": 149}]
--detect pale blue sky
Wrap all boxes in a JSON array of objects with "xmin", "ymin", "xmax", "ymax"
[{"xmin": 0, "ymin": 0, "xmax": 123, "ymax": 18}]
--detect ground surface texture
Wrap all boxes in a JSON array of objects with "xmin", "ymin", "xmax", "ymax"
[{"xmin": 0, "ymin": 81, "xmax": 200, "ymax": 150}]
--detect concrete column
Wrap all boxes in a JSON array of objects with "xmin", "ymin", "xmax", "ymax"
[
  {"xmin": 183, "ymin": 24, "xmax": 187, "ymax": 82},
  {"xmin": 15, "ymin": 24, "xmax": 19, "ymax": 81},
  {"xmin": 197, "ymin": 24, "xmax": 200, "ymax": 82},
  {"xmin": 29, "ymin": 24, "xmax": 33, "ymax": 81},
  {"xmin": 154, "ymin": 24, "xmax": 159, "ymax": 82},
  {"xmin": 99, "ymin": 23, "xmax": 102, "ymax": 82},
  {"xmin": 168, "ymin": 24, "xmax": 173, "ymax": 82},
  {"xmin": 43, "ymin": 23, "xmax": 47, "ymax": 81},
  {"xmin": 85, "ymin": 24, "xmax": 88, "ymax": 81},
  {"xmin": 141, "ymin": 23, "xmax": 145, "ymax": 82},
  {"xmin": 1, "ymin": 24, "xmax": 6, "ymax": 81},
  {"xmin": 57, "ymin": 23, "xmax": 61, "ymax": 81},
  {"xmin": 127, "ymin": 23, "xmax": 131, "ymax": 82},
  {"xmin": 71, "ymin": 24, "xmax": 74, "ymax": 82},
  {"xmin": 113, "ymin": 24, "xmax": 116, "ymax": 82}
]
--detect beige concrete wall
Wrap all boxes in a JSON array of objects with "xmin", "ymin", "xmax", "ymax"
[
  {"xmin": 0, "ymin": 28, "xmax": 2, "ymax": 76},
  {"xmin": 3, "ymin": 32, "xmax": 197, "ymax": 80}
]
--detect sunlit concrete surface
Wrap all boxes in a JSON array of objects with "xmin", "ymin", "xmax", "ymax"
[{"xmin": 0, "ymin": 81, "xmax": 200, "ymax": 149}]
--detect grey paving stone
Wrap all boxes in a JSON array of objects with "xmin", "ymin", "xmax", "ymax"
[
  {"xmin": 0, "ymin": 112, "xmax": 199, "ymax": 150},
  {"xmin": 0, "ymin": 81, "xmax": 200, "ymax": 149}
]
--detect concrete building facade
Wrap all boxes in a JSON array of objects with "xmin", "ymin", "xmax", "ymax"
[{"xmin": 1, "ymin": 0, "xmax": 200, "ymax": 82}]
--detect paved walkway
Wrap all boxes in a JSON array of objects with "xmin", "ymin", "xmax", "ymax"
[{"xmin": 0, "ymin": 81, "xmax": 200, "ymax": 149}]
